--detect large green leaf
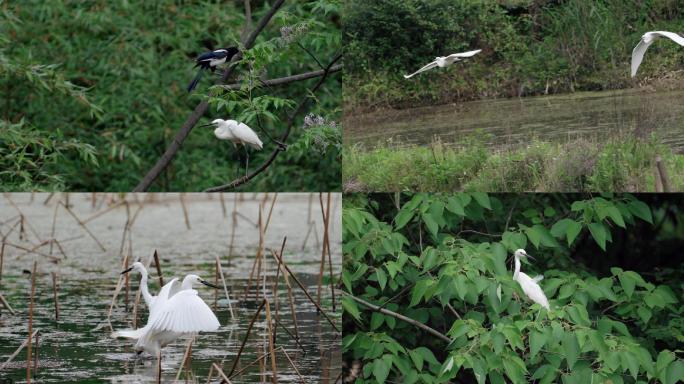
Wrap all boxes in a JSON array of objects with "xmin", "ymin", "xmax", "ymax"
[
  {"xmin": 563, "ymin": 332, "xmax": 579, "ymax": 370},
  {"xmin": 529, "ymin": 330, "xmax": 547, "ymax": 359}
]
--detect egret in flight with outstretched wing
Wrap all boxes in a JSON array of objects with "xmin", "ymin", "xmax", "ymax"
[
  {"xmin": 631, "ymin": 31, "xmax": 684, "ymax": 77},
  {"xmin": 404, "ymin": 49, "xmax": 482, "ymax": 79}
]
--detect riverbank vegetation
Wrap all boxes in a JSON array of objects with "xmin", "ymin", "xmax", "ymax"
[
  {"xmin": 343, "ymin": 135, "xmax": 684, "ymax": 192},
  {"xmin": 343, "ymin": 193, "xmax": 684, "ymax": 383},
  {"xmin": 1, "ymin": 1, "xmax": 341, "ymax": 191},
  {"xmin": 344, "ymin": 0, "xmax": 684, "ymax": 111}
]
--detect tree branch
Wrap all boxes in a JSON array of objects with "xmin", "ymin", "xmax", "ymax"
[
  {"xmin": 204, "ymin": 52, "xmax": 342, "ymax": 192},
  {"xmin": 343, "ymin": 292, "xmax": 453, "ymax": 344},
  {"xmin": 133, "ymin": 0, "xmax": 286, "ymax": 192},
  {"xmin": 219, "ymin": 64, "xmax": 342, "ymax": 90}
]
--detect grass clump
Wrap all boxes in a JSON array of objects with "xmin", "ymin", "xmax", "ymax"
[{"xmin": 343, "ymin": 136, "xmax": 684, "ymax": 192}]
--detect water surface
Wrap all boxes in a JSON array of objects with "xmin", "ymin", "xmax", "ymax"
[
  {"xmin": 345, "ymin": 89, "xmax": 684, "ymax": 151},
  {"xmin": 0, "ymin": 193, "xmax": 341, "ymax": 383}
]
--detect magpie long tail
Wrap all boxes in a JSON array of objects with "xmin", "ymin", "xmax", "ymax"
[{"xmin": 187, "ymin": 69, "xmax": 204, "ymax": 92}]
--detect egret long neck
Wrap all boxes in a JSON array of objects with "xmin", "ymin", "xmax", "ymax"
[
  {"xmin": 139, "ymin": 268, "xmax": 153, "ymax": 307},
  {"xmin": 181, "ymin": 276, "xmax": 194, "ymax": 290},
  {"xmin": 513, "ymin": 255, "xmax": 521, "ymax": 280}
]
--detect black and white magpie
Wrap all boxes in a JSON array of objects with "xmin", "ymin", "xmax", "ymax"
[{"xmin": 187, "ymin": 46, "xmax": 240, "ymax": 92}]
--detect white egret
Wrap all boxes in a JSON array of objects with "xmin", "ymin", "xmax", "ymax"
[
  {"xmin": 201, "ymin": 119, "xmax": 263, "ymax": 176},
  {"xmin": 404, "ymin": 49, "xmax": 482, "ymax": 79},
  {"xmin": 631, "ymin": 31, "xmax": 684, "ymax": 77},
  {"xmin": 512, "ymin": 249, "xmax": 550, "ymax": 310},
  {"xmin": 113, "ymin": 274, "xmax": 220, "ymax": 356}
]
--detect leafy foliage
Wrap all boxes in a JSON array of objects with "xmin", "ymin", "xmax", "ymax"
[
  {"xmin": 343, "ymin": 193, "xmax": 684, "ymax": 383},
  {"xmin": 1, "ymin": 0, "xmax": 340, "ymax": 191}
]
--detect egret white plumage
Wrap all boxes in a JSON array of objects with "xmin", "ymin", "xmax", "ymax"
[
  {"xmin": 512, "ymin": 249, "xmax": 550, "ymax": 310},
  {"xmin": 188, "ymin": 47, "xmax": 240, "ymax": 92},
  {"xmin": 404, "ymin": 49, "xmax": 482, "ymax": 79},
  {"xmin": 113, "ymin": 272, "xmax": 220, "ymax": 356},
  {"xmin": 201, "ymin": 119, "xmax": 263, "ymax": 176},
  {"xmin": 631, "ymin": 31, "xmax": 684, "ymax": 77}
]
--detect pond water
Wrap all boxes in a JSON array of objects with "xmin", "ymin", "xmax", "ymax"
[
  {"xmin": 0, "ymin": 193, "xmax": 341, "ymax": 383},
  {"xmin": 345, "ymin": 88, "xmax": 684, "ymax": 152}
]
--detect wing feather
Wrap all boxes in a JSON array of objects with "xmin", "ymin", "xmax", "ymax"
[
  {"xmin": 631, "ymin": 38, "xmax": 652, "ymax": 77},
  {"xmin": 147, "ymin": 290, "xmax": 220, "ymax": 333},
  {"xmin": 404, "ymin": 61, "xmax": 438, "ymax": 79},
  {"xmin": 445, "ymin": 49, "xmax": 482, "ymax": 60},
  {"xmin": 234, "ymin": 122, "xmax": 263, "ymax": 150}
]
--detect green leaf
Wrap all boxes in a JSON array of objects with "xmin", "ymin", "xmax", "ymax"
[
  {"xmin": 529, "ymin": 330, "xmax": 547, "ymax": 359},
  {"xmin": 376, "ymin": 268, "xmax": 387, "ymax": 291},
  {"xmin": 422, "ymin": 213, "xmax": 439, "ymax": 238},
  {"xmin": 565, "ymin": 220, "xmax": 582, "ymax": 246},
  {"xmin": 618, "ymin": 272, "xmax": 635, "ymax": 298},
  {"xmin": 410, "ymin": 279, "xmax": 431, "ymax": 307},
  {"xmin": 503, "ymin": 356, "xmax": 525, "ymax": 384},
  {"xmin": 588, "ymin": 330, "xmax": 608, "ymax": 357},
  {"xmin": 471, "ymin": 192, "xmax": 491, "ymax": 209},
  {"xmin": 373, "ymin": 356, "xmax": 391, "ymax": 383},
  {"xmin": 342, "ymin": 296, "xmax": 361, "ymax": 321},
  {"xmin": 563, "ymin": 332, "xmax": 579, "ymax": 370},
  {"xmin": 627, "ymin": 200, "xmax": 653, "ymax": 224},
  {"xmin": 409, "ymin": 349, "xmax": 424, "ymax": 372},
  {"xmin": 622, "ymin": 350, "xmax": 640, "ymax": 379},
  {"xmin": 605, "ymin": 206, "xmax": 626, "ymax": 228},
  {"xmin": 446, "ymin": 197, "xmax": 465, "ymax": 216},
  {"xmin": 637, "ymin": 306, "xmax": 652, "ymax": 324},
  {"xmin": 370, "ymin": 312, "xmax": 384, "ymax": 330},
  {"xmin": 587, "ymin": 222, "xmax": 607, "ymax": 251},
  {"xmin": 666, "ymin": 360, "xmax": 684, "ymax": 384},
  {"xmin": 395, "ymin": 208, "xmax": 415, "ymax": 230},
  {"xmin": 656, "ymin": 350, "xmax": 676, "ymax": 381},
  {"xmin": 448, "ymin": 320, "xmax": 469, "ymax": 340}
]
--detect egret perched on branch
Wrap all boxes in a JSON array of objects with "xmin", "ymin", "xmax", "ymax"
[
  {"xmin": 200, "ymin": 119, "xmax": 263, "ymax": 176},
  {"xmin": 512, "ymin": 249, "xmax": 550, "ymax": 310},
  {"xmin": 631, "ymin": 31, "xmax": 684, "ymax": 77},
  {"xmin": 113, "ymin": 273, "xmax": 220, "ymax": 356},
  {"xmin": 187, "ymin": 46, "xmax": 240, "ymax": 92},
  {"xmin": 404, "ymin": 49, "xmax": 482, "ymax": 79}
]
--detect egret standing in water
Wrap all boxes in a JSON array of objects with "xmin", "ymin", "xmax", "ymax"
[
  {"xmin": 631, "ymin": 31, "xmax": 684, "ymax": 77},
  {"xmin": 187, "ymin": 47, "xmax": 240, "ymax": 92},
  {"xmin": 200, "ymin": 119, "xmax": 263, "ymax": 176},
  {"xmin": 512, "ymin": 249, "xmax": 550, "ymax": 310},
  {"xmin": 113, "ymin": 271, "xmax": 220, "ymax": 357},
  {"xmin": 404, "ymin": 49, "xmax": 482, "ymax": 79}
]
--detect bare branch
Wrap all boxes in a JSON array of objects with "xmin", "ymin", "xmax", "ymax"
[
  {"xmin": 219, "ymin": 64, "xmax": 342, "ymax": 90},
  {"xmin": 133, "ymin": 0, "xmax": 286, "ymax": 192},
  {"xmin": 204, "ymin": 52, "xmax": 342, "ymax": 192}
]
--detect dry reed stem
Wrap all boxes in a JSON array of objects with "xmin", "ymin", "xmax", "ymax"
[
  {"xmin": 49, "ymin": 202, "xmax": 58, "ymax": 255},
  {"xmin": 228, "ymin": 299, "xmax": 266, "ymax": 376},
  {"xmin": 0, "ymin": 329, "xmax": 38, "ymax": 370},
  {"xmin": 51, "ymin": 272, "xmax": 59, "ymax": 321},
  {"xmin": 264, "ymin": 298, "xmax": 278, "ymax": 384},
  {"xmin": 228, "ymin": 197, "xmax": 238, "ymax": 263},
  {"xmin": 270, "ymin": 251, "xmax": 340, "ymax": 333},
  {"xmin": 272, "ymin": 237, "xmax": 287, "ymax": 342},
  {"xmin": 213, "ymin": 363, "xmax": 233, "ymax": 383},
  {"xmin": 61, "ymin": 203, "xmax": 106, "ymax": 252},
  {"xmin": 174, "ymin": 338, "xmax": 194, "ymax": 382},
  {"xmin": 1, "ymin": 242, "xmax": 60, "ymax": 262},
  {"xmin": 27, "ymin": 261, "xmax": 36, "ymax": 383},
  {"xmin": 279, "ymin": 347, "xmax": 306, "ymax": 384},
  {"xmin": 215, "ymin": 255, "xmax": 235, "ymax": 320},
  {"xmin": 180, "ymin": 193, "xmax": 191, "ymax": 230},
  {"xmin": 0, "ymin": 292, "xmax": 15, "ymax": 314},
  {"xmin": 82, "ymin": 200, "xmax": 126, "ymax": 224},
  {"xmin": 268, "ymin": 248, "xmax": 300, "ymax": 340},
  {"xmin": 153, "ymin": 249, "xmax": 164, "ymax": 287},
  {"xmin": 220, "ymin": 193, "xmax": 227, "ymax": 218}
]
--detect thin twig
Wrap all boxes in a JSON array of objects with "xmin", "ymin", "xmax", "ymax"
[{"xmin": 219, "ymin": 65, "xmax": 342, "ymax": 90}]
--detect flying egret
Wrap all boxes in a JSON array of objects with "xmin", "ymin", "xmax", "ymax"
[
  {"xmin": 512, "ymin": 249, "xmax": 550, "ymax": 310},
  {"xmin": 404, "ymin": 49, "xmax": 482, "ymax": 79},
  {"xmin": 188, "ymin": 46, "xmax": 240, "ymax": 92},
  {"xmin": 631, "ymin": 31, "xmax": 684, "ymax": 77},
  {"xmin": 113, "ymin": 274, "xmax": 220, "ymax": 356},
  {"xmin": 200, "ymin": 119, "xmax": 263, "ymax": 176}
]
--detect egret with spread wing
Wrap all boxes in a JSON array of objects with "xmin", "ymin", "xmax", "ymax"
[
  {"xmin": 201, "ymin": 119, "xmax": 263, "ymax": 176},
  {"xmin": 631, "ymin": 31, "xmax": 684, "ymax": 77},
  {"xmin": 404, "ymin": 49, "xmax": 482, "ymax": 79}
]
